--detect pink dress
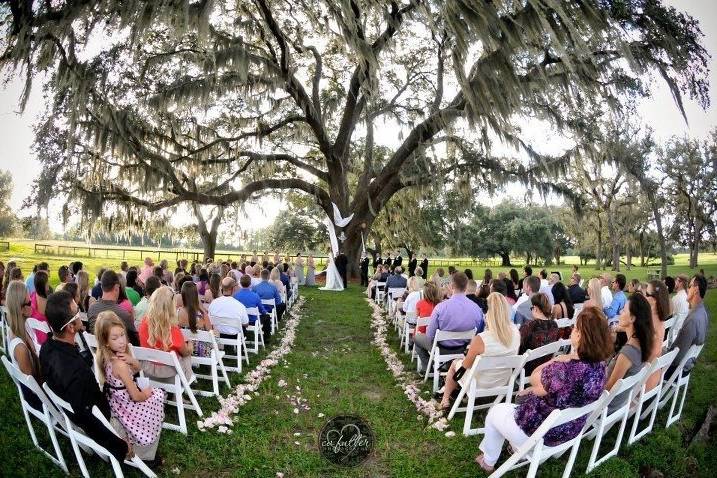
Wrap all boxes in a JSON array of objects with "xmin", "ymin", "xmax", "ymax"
[
  {"xmin": 105, "ymin": 362, "xmax": 165, "ymax": 446},
  {"xmin": 118, "ymin": 299, "xmax": 133, "ymax": 315},
  {"xmin": 30, "ymin": 292, "xmax": 49, "ymax": 345}
]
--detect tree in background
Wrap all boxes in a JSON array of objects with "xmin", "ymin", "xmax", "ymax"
[
  {"xmin": 661, "ymin": 133, "xmax": 717, "ymax": 268},
  {"xmin": 1, "ymin": 1, "xmax": 709, "ymax": 277},
  {"xmin": 0, "ymin": 170, "xmax": 18, "ymax": 237}
]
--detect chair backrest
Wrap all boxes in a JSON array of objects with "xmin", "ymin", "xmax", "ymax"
[
  {"xmin": 245, "ymin": 307, "xmax": 259, "ymax": 317},
  {"xmin": 405, "ymin": 311, "xmax": 417, "ymax": 321},
  {"xmin": 664, "ymin": 344, "xmax": 703, "ymax": 384},
  {"xmin": 209, "ymin": 313, "xmax": 245, "ymax": 330},
  {"xmin": 599, "ymin": 365, "xmax": 651, "ymax": 416},
  {"xmin": 663, "ymin": 315, "xmax": 676, "ymax": 331},
  {"xmin": 132, "ymin": 345, "xmax": 181, "ymax": 370},
  {"xmin": 261, "ymin": 298, "xmax": 276, "ymax": 307},
  {"xmin": 416, "ymin": 316, "xmax": 431, "ymax": 329},
  {"xmin": 554, "ymin": 318, "xmax": 575, "ymax": 329},
  {"xmin": 42, "ymin": 382, "xmax": 75, "ymax": 414},
  {"xmin": 388, "ymin": 287, "xmax": 406, "ymax": 299},
  {"xmin": 573, "ymin": 303, "xmax": 584, "ymax": 315},
  {"xmin": 82, "ymin": 331, "xmax": 98, "ymax": 350},
  {"xmin": 525, "ymin": 339, "xmax": 571, "ymax": 362},
  {"xmin": 180, "ymin": 328, "xmax": 219, "ymax": 350},
  {"xmin": 26, "ymin": 318, "xmax": 50, "ymax": 334},
  {"xmin": 469, "ymin": 354, "xmax": 526, "ymax": 395},
  {"xmin": 433, "ymin": 328, "xmax": 476, "ymax": 347},
  {"xmin": 376, "ymin": 282, "xmax": 386, "ymax": 290},
  {"xmin": 1, "ymin": 355, "xmax": 66, "ymax": 426}
]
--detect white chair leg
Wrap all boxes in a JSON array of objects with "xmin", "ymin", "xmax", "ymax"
[
  {"xmin": 176, "ymin": 389, "xmax": 187, "ymax": 435},
  {"xmin": 211, "ymin": 360, "xmax": 220, "ymax": 397}
]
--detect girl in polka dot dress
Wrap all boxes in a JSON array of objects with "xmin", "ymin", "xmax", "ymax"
[{"xmin": 95, "ymin": 311, "xmax": 165, "ymax": 450}]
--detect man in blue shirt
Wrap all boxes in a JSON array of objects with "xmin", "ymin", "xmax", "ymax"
[
  {"xmin": 252, "ymin": 269, "xmax": 285, "ymax": 321},
  {"xmin": 604, "ymin": 273, "xmax": 627, "ymax": 323},
  {"xmin": 234, "ymin": 274, "xmax": 271, "ymax": 340}
]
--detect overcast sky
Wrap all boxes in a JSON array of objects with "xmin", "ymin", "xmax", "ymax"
[{"xmin": 0, "ymin": 0, "xmax": 715, "ymax": 234}]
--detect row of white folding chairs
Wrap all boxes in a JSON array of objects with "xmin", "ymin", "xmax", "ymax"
[
  {"xmin": 375, "ymin": 281, "xmax": 386, "ymax": 303},
  {"xmin": 2, "ymin": 355, "xmax": 156, "ymax": 478},
  {"xmin": 445, "ymin": 343, "xmax": 703, "ymax": 478}
]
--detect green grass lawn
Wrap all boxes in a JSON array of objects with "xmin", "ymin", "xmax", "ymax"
[{"xmin": 0, "ymin": 244, "xmax": 715, "ymax": 477}]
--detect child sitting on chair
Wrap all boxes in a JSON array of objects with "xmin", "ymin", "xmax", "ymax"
[{"xmin": 95, "ymin": 311, "xmax": 165, "ymax": 465}]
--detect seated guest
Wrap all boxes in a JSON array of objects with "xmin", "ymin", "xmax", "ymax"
[
  {"xmin": 513, "ymin": 276, "xmax": 541, "ymax": 326},
  {"xmin": 583, "ymin": 278, "xmax": 604, "ymax": 310},
  {"xmin": 538, "ymin": 270, "xmax": 554, "ymax": 307},
  {"xmin": 208, "ymin": 277, "xmax": 249, "ymax": 349},
  {"xmin": 368, "ymin": 265, "xmax": 390, "ymax": 300},
  {"xmin": 519, "ymin": 293, "xmax": 561, "ymax": 375},
  {"xmin": 431, "ymin": 268, "xmax": 450, "ymax": 290},
  {"xmin": 233, "ymin": 275, "xmax": 271, "ymax": 341},
  {"xmin": 76, "ymin": 270, "xmax": 92, "ymax": 313},
  {"xmin": 626, "ymin": 278, "xmax": 641, "ymax": 295},
  {"xmin": 40, "ymin": 291, "xmax": 131, "ymax": 463},
  {"xmin": 203, "ymin": 273, "xmax": 221, "ymax": 304},
  {"xmin": 139, "ymin": 286, "xmax": 193, "ymax": 380},
  {"xmin": 666, "ymin": 274, "xmax": 709, "ymax": 379},
  {"xmin": 30, "ymin": 270, "xmax": 51, "ymax": 345},
  {"xmin": 605, "ymin": 293, "xmax": 653, "ymax": 410},
  {"xmin": 414, "ymin": 281, "xmax": 442, "ymax": 335},
  {"xmin": 386, "ymin": 266, "xmax": 408, "ymax": 294},
  {"xmin": 568, "ymin": 273, "xmax": 587, "ymax": 304},
  {"xmin": 400, "ymin": 276, "xmax": 424, "ymax": 317},
  {"xmin": 125, "ymin": 269, "xmax": 143, "ymax": 305},
  {"xmin": 412, "ymin": 267, "xmax": 426, "ymax": 290},
  {"xmin": 91, "ymin": 268, "xmax": 106, "ymax": 300},
  {"xmin": 119, "ymin": 261, "xmax": 129, "ymax": 279},
  {"xmin": 509, "ymin": 269, "xmax": 520, "ymax": 293},
  {"xmin": 6, "ymin": 280, "xmax": 43, "ymax": 410},
  {"xmin": 177, "ymin": 281, "xmax": 213, "ymax": 358},
  {"xmin": 476, "ymin": 306, "xmax": 612, "ymax": 472},
  {"xmin": 465, "ymin": 280, "xmax": 483, "ymax": 309},
  {"xmin": 413, "ymin": 272, "xmax": 484, "ymax": 373},
  {"xmin": 116, "ymin": 275, "xmax": 136, "ymax": 320},
  {"xmin": 280, "ymin": 264, "xmax": 292, "ymax": 298},
  {"xmin": 94, "ymin": 312, "xmax": 165, "ymax": 464},
  {"xmin": 134, "ymin": 276, "xmax": 160, "ymax": 329},
  {"xmin": 644, "ymin": 280, "xmax": 670, "ymax": 389},
  {"xmin": 439, "ymin": 292, "xmax": 520, "ymax": 409},
  {"xmin": 56, "ymin": 265, "xmax": 73, "ymax": 290},
  {"xmin": 464, "ymin": 269, "xmax": 474, "ymax": 280},
  {"xmin": 604, "ymin": 274, "xmax": 627, "ymax": 323},
  {"xmin": 600, "ymin": 273, "xmax": 614, "ymax": 308},
  {"xmin": 196, "ymin": 269, "xmax": 210, "ymax": 297},
  {"xmin": 503, "ymin": 278, "xmax": 518, "ymax": 306},
  {"xmin": 482, "ymin": 269, "xmax": 493, "ymax": 287},
  {"xmin": 551, "ymin": 282, "xmax": 574, "ymax": 320},
  {"xmin": 138, "ymin": 257, "xmax": 155, "ymax": 286},
  {"xmin": 664, "ymin": 276, "xmax": 676, "ymax": 294},
  {"xmin": 88, "ymin": 270, "xmax": 139, "ymax": 346},
  {"xmin": 253, "ymin": 269, "xmax": 285, "ymax": 321},
  {"xmin": 671, "ymin": 274, "xmax": 690, "ymax": 337},
  {"xmin": 269, "ymin": 267, "xmax": 286, "ymax": 298},
  {"xmin": 160, "ymin": 259, "xmax": 174, "ymax": 287}
]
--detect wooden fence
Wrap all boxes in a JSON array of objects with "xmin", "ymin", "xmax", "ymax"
[{"xmin": 0, "ymin": 241, "xmax": 8, "ymax": 252}]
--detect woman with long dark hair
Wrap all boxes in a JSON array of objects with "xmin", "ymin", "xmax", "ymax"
[
  {"xmin": 177, "ymin": 281, "xmax": 212, "ymax": 357},
  {"xmin": 551, "ymin": 282, "xmax": 575, "ymax": 319},
  {"xmin": 605, "ymin": 293, "xmax": 654, "ymax": 409},
  {"xmin": 644, "ymin": 280, "xmax": 670, "ymax": 390},
  {"xmin": 509, "ymin": 268, "xmax": 520, "ymax": 292}
]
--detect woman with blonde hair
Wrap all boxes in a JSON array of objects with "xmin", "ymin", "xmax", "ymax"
[
  {"xmin": 439, "ymin": 292, "xmax": 520, "ymax": 410},
  {"xmin": 138, "ymin": 286, "xmax": 193, "ymax": 380},
  {"xmin": 583, "ymin": 278, "xmax": 604, "ymax": 310},
  {"xmin": 76, "ymin": 270, "xmax": 92, "ymax": 313},
  {"xmin": 269, "ymin": 266, "xmax": 286, "ymax": 296},
  {"xmin": 94, "ymin": 311, "xmax": 164, "ymax": 463},
  {"xmin": 5, "ymin": 280, "xmax": 43, "ymax": 409}
]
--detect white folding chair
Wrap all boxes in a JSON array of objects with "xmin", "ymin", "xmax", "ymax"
[
  {"xmin": 554, "ymin": 318, "xmax": 575, "ymax": 330},
  {"xmin": 42, "ymin": 383, "xmax": 156, "ymax": 478},
  {"xmin": 448, "ymin": 354, "xmax": 526, "ymax": 436},
  {"xmin": 518, "ymin": 339, "xmax": 572, "ymax": 391},
  {"xmin": 423, "ymin": 329, "xmax": 476, "ymax": 393},
  {"xmin": 387, "ymin": 287, "xmax": 406, "ymax": 317},
  {"xmin": 656, "ymin": 344, "xmax": 704, "ymax": 428},
  {"xmin": 0, "ymin": 305, "xmax": 8, "ymax": 354},
  {"xmin": 585, "ymin": 365, "xmax": 650, "ymax": 473},
  {"xmin": 261, "ymin": 299, "xmax": 278, "ymax": 335},
  {"xmin": 399, "ymin": 311, "xmax": 417, "ymax": 354},
  {"xmin": 488, "ymin": 391, "xmax": 611, "ymax": 478},
  {"xmin": 26, "ymin": 317, "xmax": 50, "ymax": 354},
  {"xmin": 132, "ymin": 346, "xmax": 203, "ymax": 435},
  {"xmin": 375, "ymin": 282, "xmax": 386, "ymax": 304},
  {"xmin": 2, "ymin": 355, "xmax": 69, "ymax": 473},
  {"xmin": 244, "ymin": 307, "xmax": 265, "ymax": 354},
  {"xmin": 627, "ymin": 348, "xmax": 679, "ymax": 444},
  {"xmin": 180, "ymin": 329, "xmax": 231, "ymax": 397},
  {"xmin": 573, "ymin": 303, "xmax": 584, "ymax": 316},
  {"xmin": 209, "ymin": 314, "xmax": 249, "ymax": 373},
  {"xmin": 412, "ymin": 317, "xmax": 431, "ymax": 366},
  {"xmin": 662, "ymin": 316, "xmax": 676, "ymax": 349}
]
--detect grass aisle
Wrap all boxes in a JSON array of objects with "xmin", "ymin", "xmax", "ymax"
[{"xmin": 2, "ymin": 286, "xmax": 716, "ymax": 477}]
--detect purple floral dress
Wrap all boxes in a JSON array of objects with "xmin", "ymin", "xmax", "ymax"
[{"xmin": 515, "ymin": 359, "xmax": 606, "ymax": 446}]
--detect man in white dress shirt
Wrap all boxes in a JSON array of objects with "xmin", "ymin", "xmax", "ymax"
[
  {"xmin": 671, "ymin": 274, "xmax": 690, "ymax": 336},
  {"xmin": 208, "ymin": 277, "xmax": 249, "ymax": 337}
]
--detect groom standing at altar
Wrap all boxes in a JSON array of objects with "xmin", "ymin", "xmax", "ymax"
[{"xmin": 335, "ymin": 251, "xmax": 348, "ymax": 288}]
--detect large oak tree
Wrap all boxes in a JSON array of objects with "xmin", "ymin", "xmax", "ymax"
[{"xmin": 1, "ymin": 1, "xmax": 709, "ymax": 275}]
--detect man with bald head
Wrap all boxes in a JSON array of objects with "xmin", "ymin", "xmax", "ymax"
[{"xmin": 208, "ymin": 277, "xmax": 249, "ymax": 338}]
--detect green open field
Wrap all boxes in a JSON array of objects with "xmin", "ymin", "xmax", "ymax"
[{"xmin": 0, "ymin": 240, "xmax": 715, "ymax": 477}]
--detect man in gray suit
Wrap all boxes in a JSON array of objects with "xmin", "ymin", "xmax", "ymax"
[{"xmin": 514, "ymin": 276, "xmax": 541, "ymax": 326}]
